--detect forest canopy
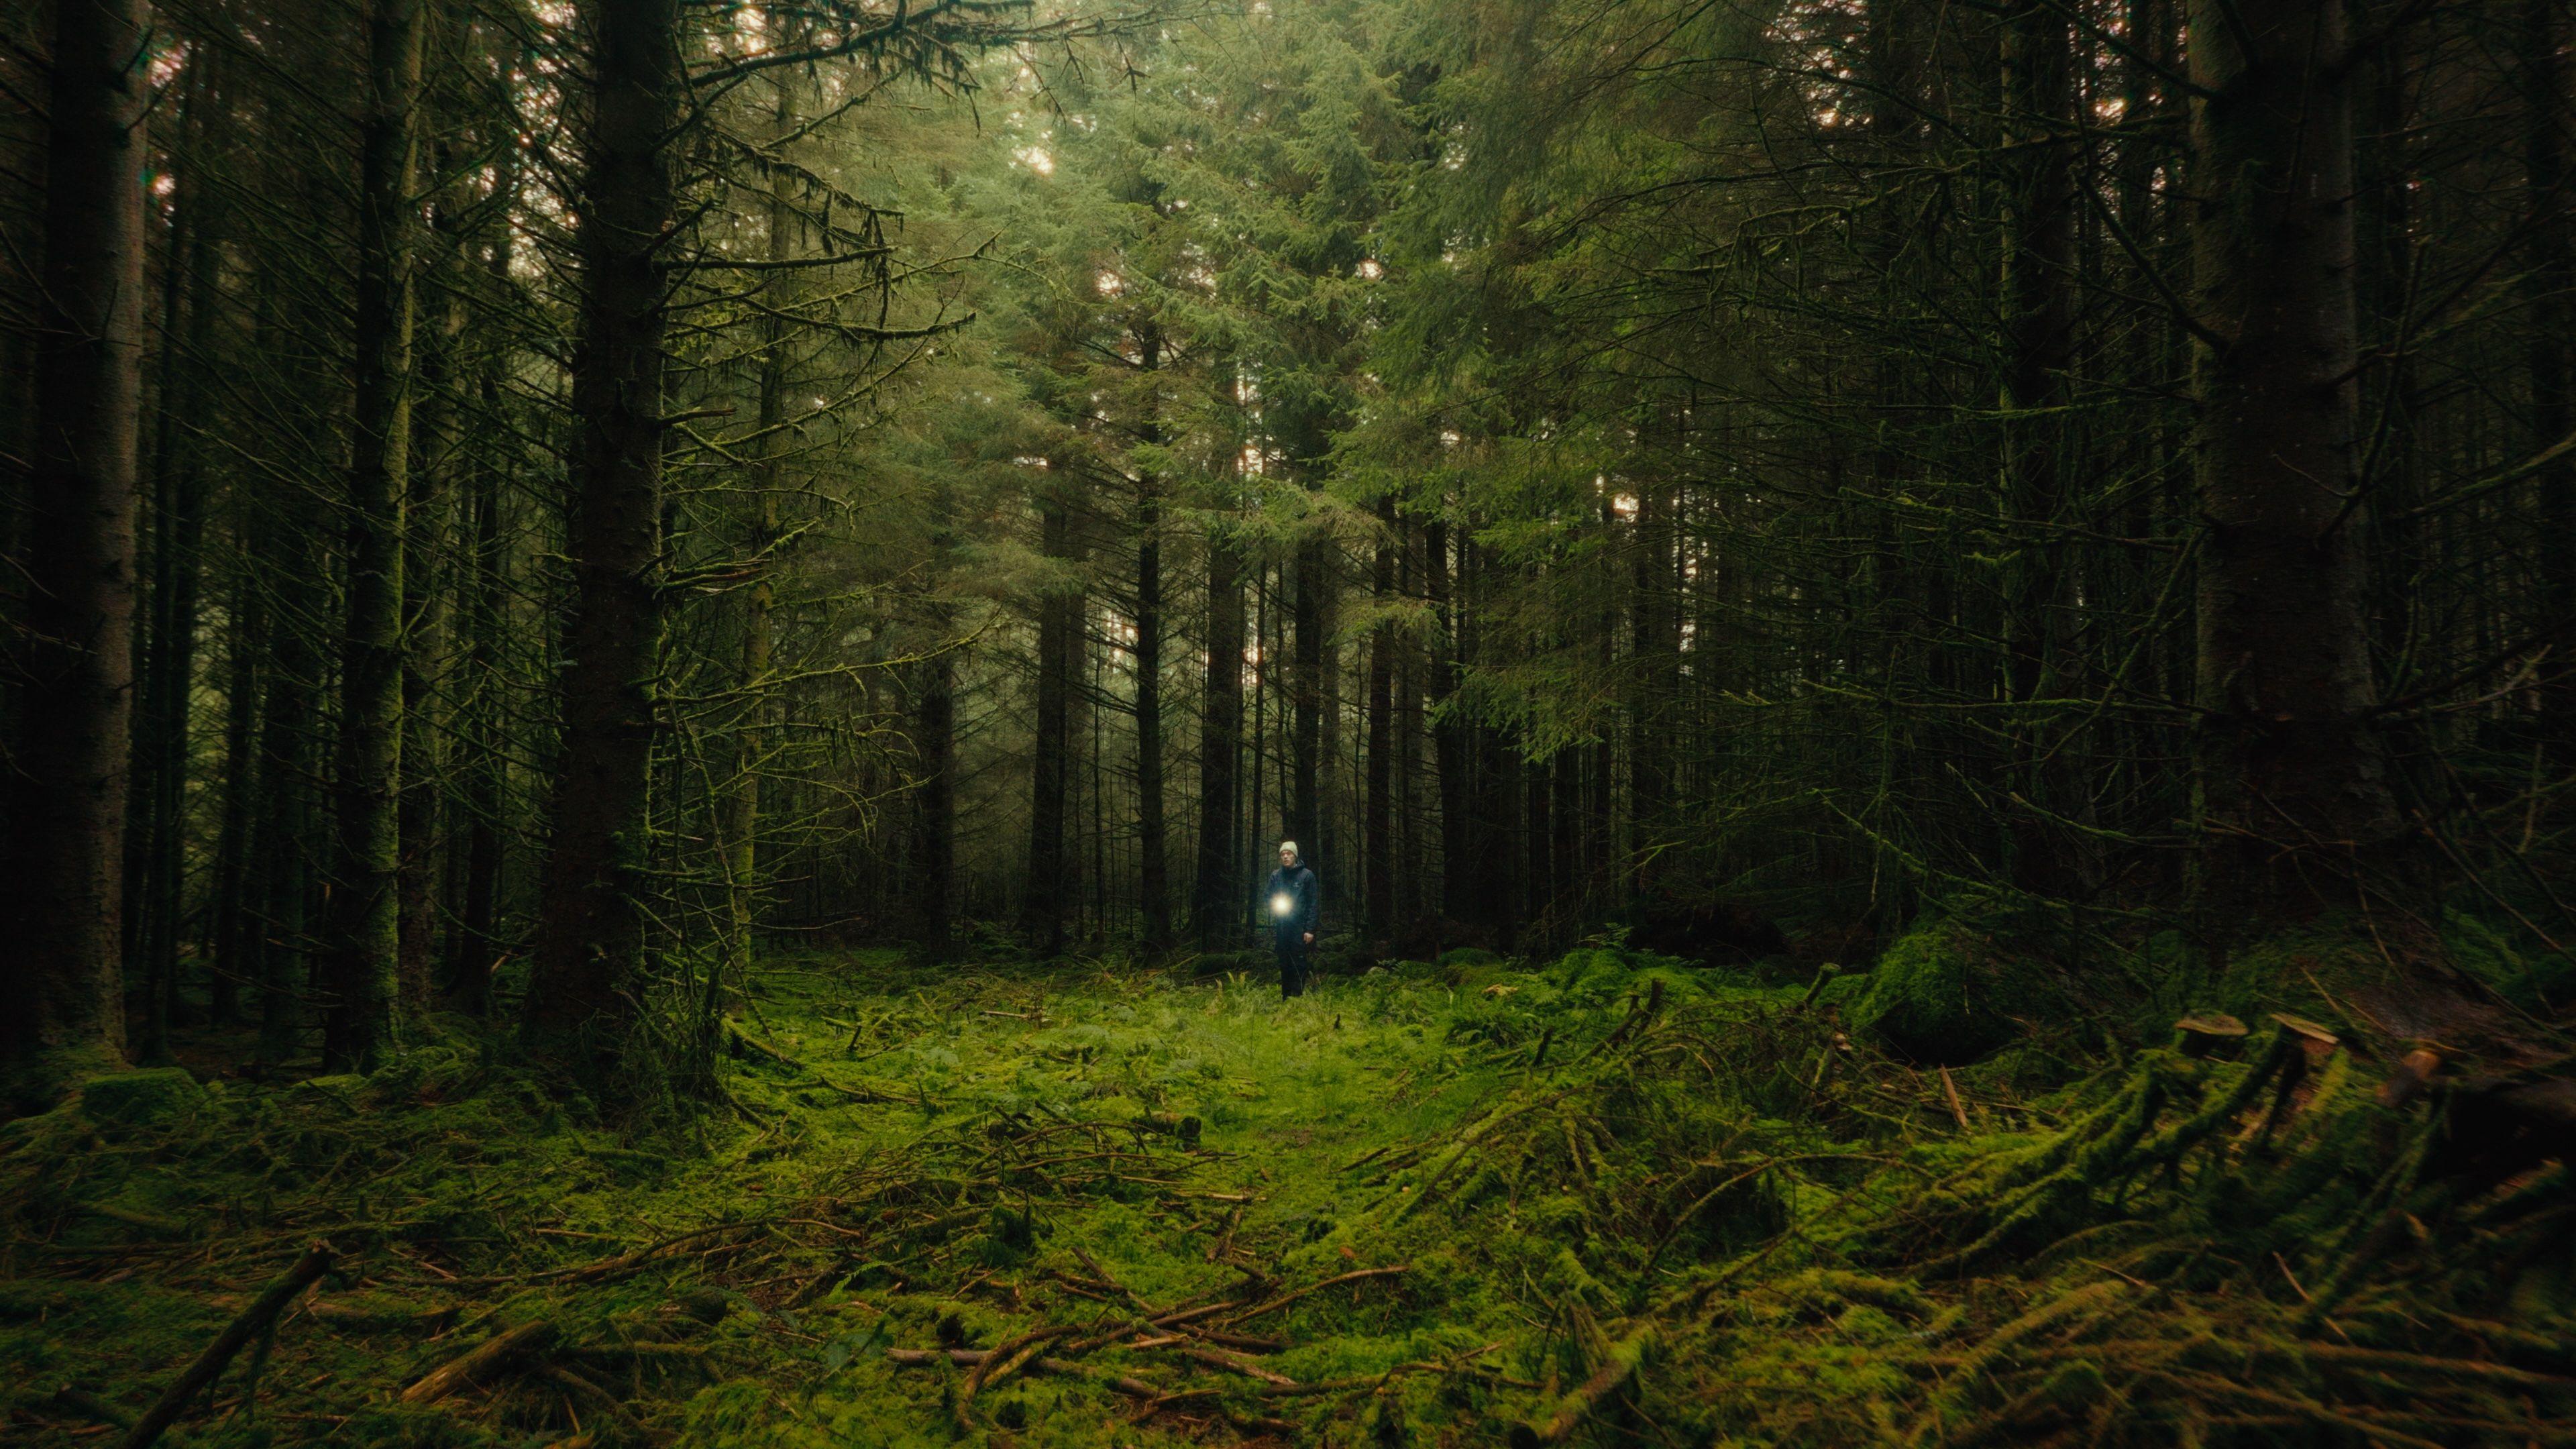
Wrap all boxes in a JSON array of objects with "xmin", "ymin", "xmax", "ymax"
[{"xmin": 2, "ymin": 0, "xmax": 2574, "ymax": 1440}]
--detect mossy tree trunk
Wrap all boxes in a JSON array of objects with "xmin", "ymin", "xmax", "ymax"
[
  {"xmin": 322, "ymin": 0, "xmax": 427, "ymax": 1074},
  {"xmin": 4, "ymin": 0, "xmax": 154, "ymax": 1100},
  {"xmin": 1191, "ymin": 528, "xmax": 1246, "ymax": 948},
  {"xmin": 2186, "ymin": 0, "xmax": 2406, "ymax": 916},
  {"xmin": 524, "ymin": 0, "xmax": 682, "ymax": 1081}
]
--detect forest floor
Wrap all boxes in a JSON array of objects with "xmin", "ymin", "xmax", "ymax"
[{"xmin": 3, "ymin": 943, "xmax": 2571, "ymax": 1448}]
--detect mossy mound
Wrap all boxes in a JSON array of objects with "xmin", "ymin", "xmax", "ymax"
[
  {"xmin": 2441, "ymin": 910, "xmax": 2573, "ymax": 1014},
  {"xmin": 2215, "ymin": 916, "xmax": 2538, "ymax": 1052},
  {"xmin": 78, "ymin": 1067, "xmax": 203, "ymax": 1130},
  {"xmin": 1849, "ymin": 907, "xmax": 2072, "ymax": 1063}
]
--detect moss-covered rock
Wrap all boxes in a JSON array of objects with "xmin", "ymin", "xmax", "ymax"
[
  {"xmin": 1849, "ymin": 908, "xmax": 2068, "ymax": 1063},
  {"xmin": 78, "ymin": 1067, "xmax": 203, "ymax": 1130}
]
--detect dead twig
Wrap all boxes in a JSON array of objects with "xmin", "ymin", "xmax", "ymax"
[{"xmin": 117, "ymin": 1244, "xmax": 331, "ymax": 1449}]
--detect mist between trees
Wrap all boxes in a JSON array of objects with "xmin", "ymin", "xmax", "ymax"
[{"xmin": 3, "ymin": 0, "xmax": 2571, "ymax": 1106}]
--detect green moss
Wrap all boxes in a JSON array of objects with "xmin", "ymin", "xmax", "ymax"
[
  {"xmin": 2444, "ymin": 909, "xmax": 2573, "ymax": 1011},
  {"xmin": 78, "ymin": 1066, "xmax": 204, "ymax": 1130},
  {"xmin": 3, "ymin": 944, "xmax": 2555, "ymax": 1449},
  {"xmin": 1849, "ymin": 909, "xmax": 2068, "ymax": 1062}
]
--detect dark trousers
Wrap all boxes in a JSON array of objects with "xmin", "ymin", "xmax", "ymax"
[{"xmin": 1273, "ymin": 930, "xmax": 1309, "ymax": 998}]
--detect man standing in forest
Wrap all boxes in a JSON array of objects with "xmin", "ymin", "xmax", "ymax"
[{"xmin": 1265, "ymin": 842, "xmax": 1319, "ymax": 999}]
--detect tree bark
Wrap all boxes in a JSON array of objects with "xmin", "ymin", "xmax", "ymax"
[
  {"xmin": 2000, "ymin": 0, "xmax": 2080, "ymax": 897},
  {"xmin": 910, "ymin": 644, "xmax": 956, "ymax": 960},
  {"xmin": 400, "ymin": 168, "xmax": 466, "ymax": 1022},
  {"xmin": 1023, "ymin": 488, "xmax": 1075, "ymax": 957},
  {"xmin": 451, "ymin": 202, "xmax": 515, "ymax": 1020},
  {"xmin": 1191, "ymin": 528, "xmax": 1246, "ymax": 947},
  {"xmin": 252, "ymin": 526, "xmax": 325, "ymax": 1069},
  {"xmin": 322, "ymin": 0, "xmax": 427, "ymax": 1072},
  {"xmin": 1364, "ymin": 495, "xmax": 1395, "ymax": 945},
  {"xmin": 1626, "ymin": 480, "xmax": 1672, "ymax": 893},
  {"xmin": 1134, "ymin": 329, "xmax": 1171, "ymax": 953},
  {"xmin": 728, "ymin": 64, "xmax": 797, "ymax": 987},
  {"xmin": 4, "ymin": 0, "xmax": 154, "ymax": 1099},
  {"xmin": 2187, "ymin": 0, "xmax": 2403, "ymax": 912},
  {"xmin": 1290, "ymin": 533, "xmax": 1325, "ymax": 862},
  {"xmin": 1395, "ymin": 526, "xmax": 1423, "ymax": 923},
  {"xmin": 209, "ymin": 559, "xmax": 262, "ymax": 1027},
  {"xmin": 524, "ymin": 0, "xmax": 682, "ymax": 1077},
  {"xmin": 2526, "ymin": 0, "xmax": 2574, "ymax": 758},
  {"xmin": 1424, "ymin": 519, "xmax": 1471, "ymax": 920},
  {"xmin": 130, "ymin": 68, "xmax": 217, "ymax": 1061}
]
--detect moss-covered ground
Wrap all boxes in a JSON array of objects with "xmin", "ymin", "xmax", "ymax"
[{"xmin": 4, "ymin": 945, "xmax": 2570, "ymax": 1447}]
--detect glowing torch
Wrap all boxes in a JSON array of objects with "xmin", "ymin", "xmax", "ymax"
[{"xmin": 1272, "ymin": 892, "xmax": 1295, "ymax": 922}]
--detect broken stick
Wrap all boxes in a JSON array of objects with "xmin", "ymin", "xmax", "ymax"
[
  {"xmin": 1505, "ymin": 1323, "xmax": 1655, "ymax": 1449},
  {"xmin": 118, "ymin": 1244, "xmax": 331, "ymax": 1449},
  {"xmin": 401, "ymin": 1321, "xmax": 561, "ymax": 1404}
]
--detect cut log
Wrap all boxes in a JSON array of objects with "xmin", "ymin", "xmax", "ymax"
[
  {"xmin": 2174, "ymin": 1013, "xmax": 2249, "ymax": 1059},
  {"xmin": 2375, "ymin": 1048, "xmax": 2443, "ymax": 1110},
  {"xmin": 2269, "ymin": 1013, "xmax": 2343, "ymax": 1063}
]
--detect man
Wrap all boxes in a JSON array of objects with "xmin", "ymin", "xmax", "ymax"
[{"xmin": 1264, "ymin": 841, "xmax": 1319, "ymax": 999}]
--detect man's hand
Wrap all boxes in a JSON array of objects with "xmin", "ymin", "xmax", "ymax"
[{"xmin": 1303, "ymin": 932, "xmax": 1314, "ymax": 945}]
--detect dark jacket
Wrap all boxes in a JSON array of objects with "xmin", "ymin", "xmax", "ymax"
[{"xmin": 1264, "ymin": 864, "xmax": 1319, "ymax": 938}]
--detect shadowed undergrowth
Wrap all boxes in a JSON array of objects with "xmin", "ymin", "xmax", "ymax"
[{"xmin": 3, "ymin": 945, "xmax": 2570, "ymax": 1447}]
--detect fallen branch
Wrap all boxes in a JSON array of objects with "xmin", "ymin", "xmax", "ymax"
[
  {"xmin": 888, "ymin": 1346, "xmax": 1159, "ymax": 1400},
  {"xmin": 401, "ymin": 1321, "xmax": 561, "ymax": 1405},
  {"xmin": 1171, "ymin": 1343, "xmax": 1299, "ymax": 1387},
  {"xmin": 957, "ymin": 1324, "xmax": 1075, "ymax": 1428},
  {"xmin": 1227, "ymin": 1264, "xmax": 1411, "ymax": 1326},
  {"xmin": 117, "ymin": 1244, "xmax": 331, "ymax": 1449},
  {"xmin": 1505, "ymin": 1323, "xmax": 1655, "ymax": 1449}
]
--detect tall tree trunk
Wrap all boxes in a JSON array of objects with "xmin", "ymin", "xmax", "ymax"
[
  {"xmin": 1522, "ymin": 745, "xmax": 1550, "ymax": 929},
  {"xmin": 1134, "ymin": 329, "xmax": 1171, "ymax": 953},
  {"xmin": 399, "ymin": 187, "xmax": 464, "ymax": 1021},
  {"xmin": 4, "ymin": 0, "xmax": 153, "ymax": 1099},
  {"xmin": 1023, "ymin": 490, "xmax": 1075, "ymax": 956},
  {"xmin": 131, "ymin": 71, "xmax": 217, "ymax": 1061},
  {"xmin": 1290, "ymin": 533, "xmax": 1325, "ymax": 861},
  {"xmin": 209, "ymin": 562, "xmax": 263, "ymax": 1027},
  {"xmin": 1424, "ymin": 519, "xmax": 1471, "ymax": 921},
  {"xmin": 2000, "ymin": 0, "xmax": 2079, "ymax": 896},
  {"xmin": 525, "ymin": 0, "xmax": 681, "ymax": 1076},
  {"xmin": 2187, "ymin": 0, "xmax": 2402, "ymax": 912},
  {"xmin": 727, "ymin": 70, "xmax": 796, "ymax": 987},
  {"xmin": 1550, "ymin": 749, "xmax": 1579, "ymax": 921},
  {"xmin": 2526, "ymin": 0, "xmax": 2574, "ymax": 757},
  {"xmin": 1364, "ymin": 495, "xmax": 1395, "ymax": 945},
  {"xmin": 252, "ymin": 528, "xmax": 326, "ymax": 1068},
  {"xmin": 910, "ymin": 643, "xmax": 956, "ymax": 960},
  {"xmin": 322, "ymin": 0, "xmax": 427, "ymax": 1072},
  {"xmin": 1626, "ymin": 480, "xmax": 1671, "ymax": 894},
  {"xmin": 1246, "ymin": 561, "xmax": 1269, "ymax": 934},
  {"xmin": 1192, "ymin": 529, "xmax": 1246, "ymax": 946},
  {"xmin": 451, "ymin": 210, "xmax": 515, "ymax": 1019},
  {"xmin": 1394, "ymin": 525, "xmax": 1422, "ymax": 924}
]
